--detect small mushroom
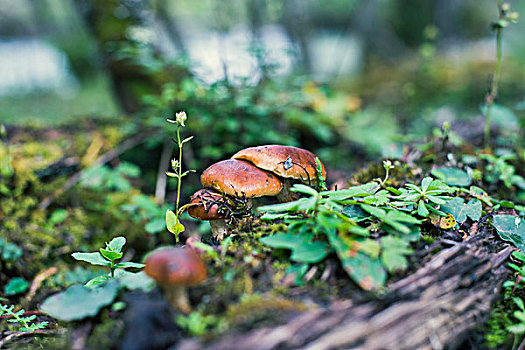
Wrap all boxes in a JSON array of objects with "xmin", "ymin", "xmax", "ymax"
[
  {"xmin": 144, "ymin": 247, "xmax": 207, "ymax": 314},
  {"xmin": 186, "ymin": 188, "xmax": 230, "ymax": 240},
  {"xmin": 232, "ymin": 145, "xmax": 326, "ymax": 201},
  {"xmin": 198, "ymin": 159, "xmax": 284, "ymax": 239}
]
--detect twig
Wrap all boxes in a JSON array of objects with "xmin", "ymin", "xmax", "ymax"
[
  {"xmin": 0, "ymin": 328, "xmax": 66, "ymax": 348},
  {"xmin": 39, "ymin": 129, "xmax": 157, "ymax": 210},
  {"xmin": 155, "ymin": 138, "xmax": 174, "ymax": 204},
  {"xmin": 23, "ymin": 267, "xmax": 58, "ymax": 305}
]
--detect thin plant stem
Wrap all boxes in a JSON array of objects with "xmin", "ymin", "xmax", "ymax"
[
  {"xmin": 484, "ymin": 0, "xmax": 504, "ymax": 150},
  {"xmin": 175, "ymin": 125, "xmax": 183, "ymax": 219}
]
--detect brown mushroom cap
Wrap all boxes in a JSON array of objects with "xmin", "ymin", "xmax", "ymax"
[
  {"xmin": 201, "ymin": 159, "xmax": 283, "ymax": 198},
  {"xmin": 187, "ymin": 189, "xmax": 227, "ymax": 220},
  {"xmin": 144, "ymin": 247, "xmax": 207, "ymax": 286},
  {"xmin": 232, "ymin": 145, "xmax": 326, "ymax": 187}
]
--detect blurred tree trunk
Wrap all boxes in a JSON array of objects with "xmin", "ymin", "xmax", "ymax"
[
  {"xmin": 75, "ymin": 0, "xmax": 188, "ymax": 114},
  {"xmin": 280, "ymin": 0, "xmax": 311, "ymax": 73},
  {"xmin": 155, "ymin": 0, "xmax": 188, "ymax": 56}
]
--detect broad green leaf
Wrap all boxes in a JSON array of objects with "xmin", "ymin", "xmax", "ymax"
[
  {"xmin": 260, "ymin": 233, "xmax": 329, "ymax": 263},
  {"xmin": 107, "ymin": 236, "xmax": 126, "ymax": 252},
  {"xmin": 326, "ymin": 231, "xmax": 386, "ymax": 290},
  {"xmin": 145, "ymin": 217, "xmax": 166, "ymax": 233},
  {"xmin": 118, "ymin": 271, "xmax": 154, "ymax": 292},
  {"xmin": 71, "ymin": 252, "xmax": 111, "ymax": 266},
  {"xmin": 290, "ymin": 241, "xmax": 330, "ymax": 263},
  {"xmin": 380, "ymin": 236, "xmax": 413, "ymax": 272},
  {"xmin": 341, "ymin": 205, "xmax": 369, "ymax": 222},
  {"xmin": 441, "ymin": 198, "xmax": 482, "ymax": 224},
  {"xmin": 5, "ymin": 277, "xmax": 29, "ymax": 296},
  {"xmin": 40, "ymin": 281, "xmax": 118, "ymax": 321},
  {"xmin": 361, "ymin": 189, "xmax": 390, "ymax": 206},
  {"xmin": 482, "ymin": 104, "xmax": 519, "ymax": 130},
  {"xmin": 431, "ymin": 167, "xmax": 471, "ymax": 187},
  {"xmin": 355, "ymin": 238, "xmax": 380, "ymax": 259},
  {"xmin": 492, "ymin": 214, "xmax": 525, "ymax": 250}
]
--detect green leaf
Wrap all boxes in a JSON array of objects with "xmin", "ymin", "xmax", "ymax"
[
  {"xmin": 85, "ymin": 275, "xmax": 111, "ymax": 287},
  {"xmin": 145, "ymin": 217, "xmax": 166, "ymax": 234},
  {"xmin": 508, "ymin": 324, "xmax": 525, "ymax": 334},
  {"xmin": 40, "ymin": 281, "xmax": 118, "ymax": 321},
  {"xmin": 320, "ymin": 182, "xmax": 379, "ymax": 201},
  {"xmin": 260, "ymin": 233, "xmax": 329, "ymax": 263},
  {"xmin": 482, "ymin": 104, "xmax": 519, "ymax": 130},
  {"xmin": 181, "ymin": 136, "xmax": 194, "ymax": 144},
  {"xmin": 492, "ymin": 214, "xmax": 525, "ymax": 250},
  {"xmin": 326, "ymin": 231, "xmax": 386, "ymax": 290},
  {"xmin": 71, "ymin": 252, "xmax": 111, "ymax": 266},
  {"xmin": 341, "ymin": 205, "xmax": 369, "ymax": 222},
  {"xmin": 166, "ymin": 210, "xmax": 185, "ymax": 237},
  {"xmin": 100, "ymin": 248, "xmax": 123, "ymax": 261},
  {"xmin": 49, "ymin": 209, "xmax": 68, "ymax": 225},
  {"xmin": 118, "ymin": 271, "xmax": 154, "ymax": 292},
  {"xmin": 290, "ymin": 184, "xmax": 318, "ymax": 196},
  {"xmin": 380, "ymin": 236, "xmax": 413, "ymax": 272},
  {"xmin": 107, "ymin": 236, "xmax": 126, "ymax": 252},
  {"xmin": 421, "ymin": 177, "xmax": 432, "ymax": 192},
  {"xmin": 114, "ymin": 262, "xmax": 145, "ymax": 269},
  {"xmin": 441, "ymin": 198, "xmax": 482, "ymax": 224},
  {"xmin": 116, "ymin": 162, "xmax": 141, "ymax": 177},
  {"xmin": 417, "ymin": 200, "xmax": 429, "ymax": 217},
  {"xmin": 431, "ymin": 167, "xmax": 471, "ymax": 187},
  {"xmin": 5, "ymin": 277, "xmax": 29, "ymax": 296}
]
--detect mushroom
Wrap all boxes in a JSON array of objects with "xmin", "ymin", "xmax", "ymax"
[
  {"xmin": 186, "ymin": 188, "xmax": 230, "ymax": 240},
  {"xmin": 199, "ymin": 159, "xmax": 284, "ymax": 239},
  {"xmin": 201, "ymin": 159, "xmax": 283, "ymax": 198},
  {"xmin": 232, "ymin": 145, "xmax": 326, "ymax": 201},
  {"xmin": 144, "ymin": 247, "xmax": 207, "ymax": 314}
]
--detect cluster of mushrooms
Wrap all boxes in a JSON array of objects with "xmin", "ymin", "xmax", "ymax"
[
  {"xmin": 144, "ymin": 145, "xmax": 326, "ymax": 313},
  {"xmin": 185, "ymin": 144, "xmax": 326, "ymax": 240}
]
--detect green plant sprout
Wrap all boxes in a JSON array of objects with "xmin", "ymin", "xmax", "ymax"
[
  {"xmin": 484, "ymin": 1, "xmax": 519, "ymax": 149},
  {"xmin": 165, "ymin": 111, "xmax": 195, "ymax": 241},
  {"xmin": 376, "ymin": 160, "xmax": 394, "ymax": 188},
  {"xmin": 71, "ymin": 236, "xmax": 144, "ymax": 286},
  {"xmin": 0, "ymin": 302, "xmax": 48, "ymax": 332},
  {"xmin": 392, "ymin": 177, "xmax": 454, "ymax": 217}
]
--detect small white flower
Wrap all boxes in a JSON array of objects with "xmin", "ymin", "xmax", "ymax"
[
  {"xmin": 175, "ymin": 111, "xmax": 187, "ymax": 127},
  {"xmin": 171, "ymin": 159, "xmax": 179, "ymax": 170}
]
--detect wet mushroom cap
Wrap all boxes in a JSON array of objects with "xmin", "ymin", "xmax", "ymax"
[
  {"xmin": 144, "ymin": 247, "xmax": 207, "ymax": 286},
  {"xmin": 201, "ymin": 159, "xmax": 283, "ymax": 198},
  {"xmin": 187, "ymin": 189, "xmax": 227, "ymax": 220},
  {"xmin": 232, "ymin": 145, "xmax": 326, "ymax": 186}
]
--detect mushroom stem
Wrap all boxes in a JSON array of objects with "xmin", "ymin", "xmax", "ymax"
[
  {"xmin": 165, "ymin": 285, "xmax": 192, "ymax": 314},
  {"xmin": 210, "ymin": 220, "xmax": 229, "ymax": 241},
  {"xmin": 277, "ymin": 179, "xmax": 300, "ymax": 202}
]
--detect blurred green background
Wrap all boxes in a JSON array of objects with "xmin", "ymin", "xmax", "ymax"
[{"xmin": 1, "ymin": 0, "xmax": 524, "ymax": 171}]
